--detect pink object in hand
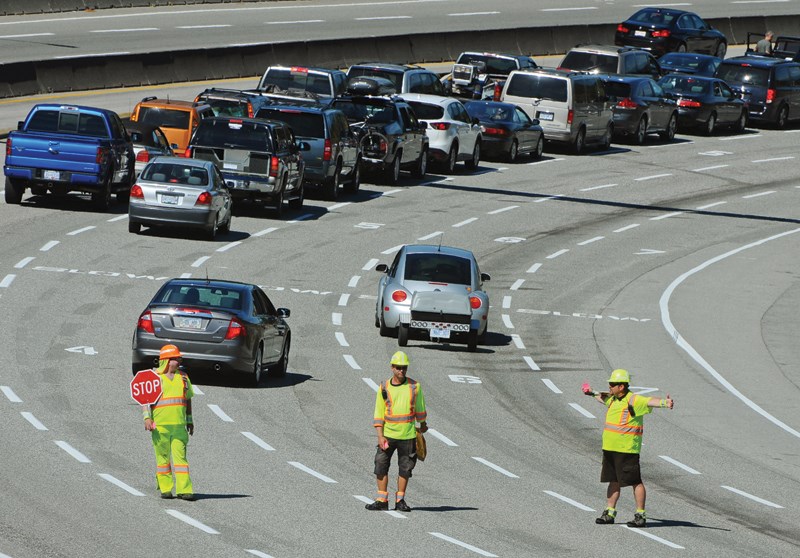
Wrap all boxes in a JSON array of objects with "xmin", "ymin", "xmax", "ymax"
[{"xmin": 581, "ymin": 383, "xmax": 591, "ymax": 394}]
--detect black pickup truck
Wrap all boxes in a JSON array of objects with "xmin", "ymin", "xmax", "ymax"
[{"xmin": 745, "ymin": 32, "xmax": 800, "ymax": 60}]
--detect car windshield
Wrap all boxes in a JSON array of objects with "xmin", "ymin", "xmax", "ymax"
[
  {"xmin": 141, "ymin": 162, "xmax": 209, "ymax": 186},
  {"xmin": 561, "ymin": 52, "xmax": 617, "ymax": 73},
  {"xmin": 661, "ymin": 54, "xmax": 702, "ymax": 69},
  {"xmin": 715, "ymin": 64, "xmax": 770, "ymax": 87},
  {"xmin": 347, "ymin": 67, "xmax": 403, "ymax": 91},
  {"xmin": 332, "ymin": 99, "xmax": 395, "ymax": 123},
  {"xmin": 406, "ymin": 102, "xmax": 444, "ymax": 120},
  {"xmin": 660, "ymin": 76, "xmax": 710, "ymax": 94},
  {"xmin": 257, "ymin": 109, "xmax": 324, "ymax": 138},
  {"xmin": 155, "ymin": 285, "xmax": 243, "ymax": 310},
  {"xmin": 629, "ymin": 8, "xmax": 677, "ymax": 26},
  {"xmin": 199, "ymin": 97, "xmax": 251, "ymax": 118},
  {"xmin": 456, "ymin": 54, "xmax": 518, "ymax": 74},
  {"xmin": 506, "ymin": 74, "xmax": 568, "ymax": 102},
  {"xmin": 604, "ymin": 82, "xmax": 632, "ymax": 98},
  {"xmin": 464, "ymin": 102, "xmax": 513, "ymax": 122},
  {"xmin": 404, "ymin": 254, "xmax": 472, "ymax": 285},
  {"xmin": 261, "ymin": 69, "xmax": 332, "ymax": 96},
  {"xmin": 137, "ymin": 107, "xmax": 191, "ymax": 129},
  {"xmin": 26, "ymin": 110, "xmax": 110, "ymax": 138},
  {"xmin": 192, "ymin": 121, "xmax": 273, "ymax": 151}
]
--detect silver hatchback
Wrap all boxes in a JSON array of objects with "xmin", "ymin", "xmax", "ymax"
[{"xmin": 128, "ymin": 157, "xmax": 233, "ymax": 239}]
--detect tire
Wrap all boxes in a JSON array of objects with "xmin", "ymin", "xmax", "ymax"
[
  {"xmin": 384, "ymin": 153, "xmax": 401, "ymax": 185},
  {"xmin": 379, "ymin": 307, "xmax": 396, "ymax": 338},
  {"xmin": 506, "ymin": 140, "xmax": 519, "ymax": 163},
  {"xmin": 533, "ymin": 136, "xmax": 544, "ymax": 160},
  {"xmin": 633, "ymin": 116, "xmax": 647, "ymax": 145},
  {"xmin": 411, "ymin": 148, "xmax": 427, "ymax": 178},
  {"xmin": 677, "ymin": 43, "xmax": 687, "ymax": 53},
  {"xmin": 659, "ymin": 112, "xmax": 677, "ymax": 141},
  {"xmin": 467, "ymin": 330, "xmax": 478, "ymax": 352},
  {"xmin": 128, "ymin": 221, "xmax": 141, "ymax": 234},
  {"xmin": 325, "ymin": 164, "xmax": 340, "ymax": 201},
  {"xmin": 270, "ymin": 336, "xmax": 289, "ymax": 377},
  {"xmin": 288, "ymin": 183, "xmax": 304, "ymax": 209},
  {"xmin": 465, "ymin": 139, "xmax": 480, "ymax": 171},
  {"xmin": 91, "ymin": 177, "xmax": 113, "ymax": 211},
  {"xmin": 343, "ymin": 159, "xmax": 361, "ymax": 194},
  {"xmin": 398, "ymin": 323, "xmax": 409, "ymax": 347},
  {"xmin": 715, "ymin": 41, "xmax": 727, "ymax": 59},
  {"xmin": 600, "ymin": 123, "xmax": 613, "ymax": 151},
  {"xmin": 220, "ymin": 211, "xmax": 232, "ymax": 233},
  {"xmin": 251, "ymin": 345, "xmax": 263, "ymax": 387},
  {"xmin": 4, "ymin": 178, "xmax": 24, "ymax": 204},
  {"xmin": 704, "ymin": 112, "xmax": 716, "ymax": 136},
  {"xmin": 776, "ymin": 105, "xmax": 789, "ymax": 129},
  {"xmin": 207, "ymin": 212, "xmax": 219, "ymax": 240},
  {"xmin": 443, "ymin": 143, "xmax": 457, "ymax": 173},
  {"xmin": 273, "ymin": 180, "xmax": 285, "ymax": 217},
  {"xmin": 734, "ymin": 110, "xmax": 747, "ymax": 133},
  {"xmin": 572, "ymin": 127, "xmax": 586, "ymax": 154}
]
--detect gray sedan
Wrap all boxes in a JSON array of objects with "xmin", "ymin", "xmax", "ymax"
[{"xmin": 128, "ymin": 157, "xmax": 232, "ymax": 239}]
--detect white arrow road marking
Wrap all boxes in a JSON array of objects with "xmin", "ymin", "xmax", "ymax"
[
  {"xmin": 65, "ymin": 346, "xmax": 98, "ymax": 355},
  {"xmin": 55, "ymin": 441, "xmax": 91, "ymax": 463},
  {"xmin": 472, "ymin": 457, "xmax": 519, "ymax": 478},
  {"xmin": 721, "ymin": 486, "xmax": 783, "ymax": 508},
  {"xmin": 288, "ymin": 462, "xmax": 337, "ymax": 483},
  {"xmin": 659, "ymin": 455, "xmax": 701, "ymax": 475},
  {"xmin": 1, "ymin": 386, "xmax": 22, "ymax": 403},
  {"xmin": 429, "ymin": 532, "xmax": 497, "ymax": 557},
  {"xmin": 543, "ymin": 490, "xmax": 595, "ymax": 511},
  {"xmin": 98, "ymin": 473, "xmax": 144, "ymax": 496},
  {"xmin": 622, "ymin": 525, "xmax": 684, "ymax": 549},
  {"xmin": 21, "ymin": 412, "xmax": 47, "ymax": 431},
  {"xmin": 166, "ymin": 510, "xmax": 219, "ymax": 534}
]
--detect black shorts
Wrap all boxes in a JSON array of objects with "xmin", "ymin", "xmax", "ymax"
[
  {"xmin": 374, "ymin": 437, "xmax": 417, "ymax": 479},
  {"xmin": 601, "ymin": 450, "xmax": 642, "ymax": 487}
]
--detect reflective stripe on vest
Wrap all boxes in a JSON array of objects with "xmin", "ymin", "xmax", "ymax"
[
  {"xmin": 381, "ymin": 380, "xmax": 418, "ymax": 424},
  {"xmin": 603, "ymin": 393, "xmax": 643, "ymax": 437}
]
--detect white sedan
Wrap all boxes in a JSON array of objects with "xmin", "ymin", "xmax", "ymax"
[{"xmin": 399, "ymin": 93, "xmax": 482, "ymax": 174}]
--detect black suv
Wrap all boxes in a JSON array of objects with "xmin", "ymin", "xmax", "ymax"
[
  {"xmin": 447, "ymin": 51, "xmax": 538, "ymax": 99},
  {"xmin": 346, "ymin": 63, "xmax": 445, "ymax": 96},
  {"xmin": 715, "ymin": 56, "xmax": 800, "ymax": 128},
  {"xmin": 331, "ymin": 78, "xmax": 429, "ymax": 185},
  {"xmin": 257, "ymin": 104, "xmax": 361, "ymax": 200},
  {"xmin": 559, "ymin": 45, "xmax": 662, "ymax": 79}
]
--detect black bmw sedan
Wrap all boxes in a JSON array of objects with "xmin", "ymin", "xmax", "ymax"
[
  {"xmin": 615, "ymin": 8, "xmax": 727, "ymax": 58},
  {"xmin": 658, "ymin": 74, "xmax": 748, "ymax": 135},
  {"xmin": 464, "ymin": 100, "xmax": 544, "ymax": 162}
]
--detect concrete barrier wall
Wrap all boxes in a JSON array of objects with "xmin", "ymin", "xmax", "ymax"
[
  {"xmin": 0, "ymin": 1, "xmax": 271, "ymax": 15},
  {"xmin": 2, "ymin": 16, "xmax": 800, "ymax": 99}
]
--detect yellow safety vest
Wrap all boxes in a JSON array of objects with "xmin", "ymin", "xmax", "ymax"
[
  {"xmin": 150, "ymin": 372, "xmax": 193, "ymax": 426},
  {"xmin": 373, "ymin": 379, "xmax": 427, "ymax": 440},
  {"xmin": 602, "ymin": 392, "xmax": 652, "ymax": 454}
]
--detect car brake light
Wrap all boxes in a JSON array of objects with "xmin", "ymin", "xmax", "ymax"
[
  {"xmin": 137, "ymin": 310, "xmax": 154, "ymax": 333},
  {"xmin": 617, "ymin": 24, "xmax": 629, "ymax": 33},
  {"xmin": 379, "ymin": 140, "xmax": 388, "ymax": 153},
  {"xmin": 96, "ymin": 146, "xmax": 108, "ymax": 164},
  {"xmin": 290, "ymin": 66, "xmax": 309, "ymax": 74},
  {"xmin": 429, "ymin": 122, "xmax": 450, "ymax": 130},
  {"xmin": 678, "ymin": 99, "xmax": 702, "ymax": 108},
  {"xmin": 136, "ymin": 150, "xmax": 150, "ymax": 163},
  {"xmin": 230, "ymin": 119, "xmax": 243, "ymax": 124},
  {"xmin": 247, "ymin": 102, "xmax": 254, "ymax": 118},
  {"xmin": 183, "ymin": 147, "xmax": 193, "ymax": 158},
  {"xmin": 651, "ymin": 30, "xmax": 670, "ymax": 38},
  {"xmin": 323, "ymin": 139, "xmax": 332, "ymax": 161},
  {"xmin": 567, "ymin": 109, "xmax": 574, "ymax": 124},
  {"xmin": 482, "ymin": 126, "xmax": 509, "ymax": 136},
  {"xmin": 391, "ymin": 290, "xmax": 407, "ymax": 303},
  {"xmin": 5, "ymin": 137, "xmax": 11, "ymax": 158},
  {"xmin": 224, "ymin": 318, "xmax": 244, "ymax": 340},
  {"xmin": 493, "ymin": 82, "xmax": 503, "ymax": 101},
  {"xmin": 130, "ymin": 184, "xmax": 144, "ymax": 199},
  {"xmin": 269, "ymin": 156, "xmax": 279, "ymax": 177},
  {"xmin": 616, "ymin": 98, "xmax": 638, "ymax": 109},
  {"xmin": 766, "ymin": 88, "xmax": 776, "ymax": 103},
  {"xmin": 195, "ymin": 191, "xmax": 211, "ymax": 205},
  {"xmin": 469, "ymin": 296, "xmax": 482, "ymax": 310}
]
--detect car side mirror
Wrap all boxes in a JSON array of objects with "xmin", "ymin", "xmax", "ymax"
[
  {"xmin": 277, "ymin": 308, "xmax": 290, "ymax": 318},
  {"xmin": 376, "ymin": 263, "xmax": 388, "ymax": 273},
  {"xmin": 17, "ymin": 121, "xmax": 24, "ymax": 130},
  {"xmin": 532, "ymin": 118, "xmax": 540, "ymax": 126},
  {"xmin": 481, "ymin": 272, "xmax": 491, "ymax": 281}
]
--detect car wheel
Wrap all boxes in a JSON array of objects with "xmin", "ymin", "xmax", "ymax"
[
  {"xmin": 271, "ymin": 336, "xmax": 290, "ymax": 377},
  {"xmin": 384, "ymin": 152, "xmax": 401, "ymax": 185},
  {"xmin": 533, "ymin": 136, "xmax": 544, "ymax": 160},
  {"xmin": 412, "ymin": 148, "xmax": 427, "ymax": 178},
  {"xmin": 344, "ymin": 159, "xmax": 361, "ymax": 194},
  {"xmin": 443, "ymin": 143, "xmax": 458, "ymax": 173},
  {"xmin": 716, "ymin": 41, "xmax": 727, "ymax": 59},
  {"xmin": 573, "ymin": 127, "xmax": 586, "ymax": 154},
  {"xmin": 5, "ymin": 178, "xmax": 24, "ymax": 204},
  {"xmin": 600, "ymin": 123, "xmax": 613, "ymax": 150},
  {"xmin": 91, "ymin": 177, "xmax": 113, "ymax": 211},
  {"xmin": 379, "ymin": 308, "xmax": 396, "ymax": 338},
  {"xmin": 467, "ymin": 330, "xmax": 478, "ymax": 352},
  {"xmin": 251, "ymin": 345, "xmax": 263, "ymax": 387},
  {"xmin": 207, "ymin": 212, "xmax": 219, "ymax": 240},
  {"xmin": 660, "ymin": 112, "xmax": 677, "ymax": 141},
  {"xmin": 704, "ymin": 112, "xmax": 717, "ymax": 136},
  {"xmin": 220, "ymin": 211, "xmax": 232, "ymax": 233},
  {"xmin": 288, "ymin": 183, "xmax": 304, "ymax": 209},
  {"xmin": 633, "ymin": 116, "xmax": 647, "ymax": 145},
  {"xmin": 398, "ymin": 323, "xmax": 409, "ymax": 347},
  {"xmin": 776, "ymin": 105, "xmax": 789, "ymax": 129},
  {"xmin": 506, "ymin": 140, "xmax": 519, "ymax": 163},
  {"xmin": 273, "ymin": 180, "xmax": 285, "ymax": 217},
  {"xmin": 326, "ymin": 164, "xmax": 340, "ymax": 201},
  {"xmin": 677, "ymin": 43, "xmax": 687, "ymax": 53},
  {"xmin": 465, "ymin": 139, "xmax": 480, "ymax": 171},
  {"xmin": 128, "ymin": 221, "xmax": 141, "ymax": 234},
  {"xmin": 735, "ymin": 110, "xmax": 747, "ymax": 133}
]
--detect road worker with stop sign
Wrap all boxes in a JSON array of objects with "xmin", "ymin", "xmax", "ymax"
[{"xmin": 142, "ymin": 344, "xmax": 196, "ymax": 501}]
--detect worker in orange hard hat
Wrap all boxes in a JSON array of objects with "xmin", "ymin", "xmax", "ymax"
[{"xmin": 142, "ymin": 344, "xmax": 196, "ymax": 500}]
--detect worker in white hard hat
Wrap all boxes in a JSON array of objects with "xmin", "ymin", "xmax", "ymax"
[{"xmin": 583, "ymin": 369, "xmax": 674, "ymax": 528}]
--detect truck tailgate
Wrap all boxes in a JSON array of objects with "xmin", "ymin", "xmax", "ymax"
[{"xmin": 8, "ymin": 133, "xmax": 102, "ymax": 174}]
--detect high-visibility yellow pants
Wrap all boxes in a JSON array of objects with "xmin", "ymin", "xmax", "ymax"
[{"xmin": 151, "ymin": 425, "xmax": 193, "ymax": 495}]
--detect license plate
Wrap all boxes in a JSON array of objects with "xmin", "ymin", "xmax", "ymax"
[
  {"xmin": 634, "ymin": 30, "xmax": 646, "ymax": 37},
  {"xmin": 43, "ymin": 170, "xmax": 60, "ymax": 180},
  {"xmin": 176, "ymin": 317, "xmax": 202, "ymax": 329},
  {"xmin": 537, "ymin": 112, "xmax": 554, "ymax": 121},
  {"xmin": 223, "ymin": 163, "xmax": 237, "ymax": 170},
  {"xmin": 431, "ymin": 327, "xmax": 451, "ymax": 339},
  {"xmin": 161, "ymin": 194, "xmax": 179, "ymax": 205}
]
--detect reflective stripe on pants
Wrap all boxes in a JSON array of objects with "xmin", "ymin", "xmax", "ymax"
[{"xmin": 152, "ymin": 424, "xmax": 193, "ymax": 495}]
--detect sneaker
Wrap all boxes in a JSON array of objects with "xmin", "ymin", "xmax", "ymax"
[
  {"xmin": 394, "ymin": 499, "xmax": 411, "ymax": 512},
  {"xmin": 595, "ymin": 509, "xmax": 616, "ymax": 524},
  {"xmin": 160, "ymin": 492, "xmax": 174, "ymax": 499},
  {"xmin": 177, "ymin": 493, "xmax": 196, "ymax": 501},
  {"xmin": 365, "ymin": 500, "xmax": 388, "ymax": 511},
  {"xmin": 627, "ymin": 513, "xmax": 646, "ymax": 528}
]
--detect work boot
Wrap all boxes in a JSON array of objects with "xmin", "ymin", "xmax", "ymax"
[
  {"xmin": 160, "ymin": 492, "xmax": 174, "ymax": 499},
  {"xmin": 595, "ymin": 509, "xmax": 616, "ymax": 524},
  {"xmin": 177, "ymin": 493, "xmax": 196, "ymax": 501},
  {"xmin": 365, "ymin": 500, "xmax": 389, "ymax": 511},
  {"xmin": 394, "ymin": 499, "xmax": 411, "ymax": 512},
  {"xmin": 627, "ymin": 513, "xmax": 646, "ymax": 528}
]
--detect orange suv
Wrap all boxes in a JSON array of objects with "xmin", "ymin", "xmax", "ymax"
[{"xmin": 130, "ymin": 97, "xmax": 214, "ymax": 155}]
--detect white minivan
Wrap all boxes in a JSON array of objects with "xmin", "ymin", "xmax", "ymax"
[{"xmin": 500, "ymin": 69, "xmax": 614, "ymax": 154}]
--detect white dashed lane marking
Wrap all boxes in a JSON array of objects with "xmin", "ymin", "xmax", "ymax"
[
  {"xmin": 502, "ymin": 314, "xmax": 514, "ymax": 329},
  {"xmin": 534, "ymin": 194, "xmax": 562, "ymax": 203},
  {"xmin": 107, "ymin": 214, "xmax": 128, "ymax": 222},
  {"xmin": 381, "ymin": 244, "xmax": 403, "ymax": 254},
  {"xmin": 546, "ymin": 249, "xmax": 568, "ymax": 259},
  {"xmin": 0, "ymin": 275, "xmax": 16, "ymax": 288},
  {"xmin": 67, "ymin": 226, "xmax": 96, "ymax": 236},
  {"xmin": 613, "ymin": 224, "xmax": 640, "ymax": 233},
  {"xmin": 253, "ymin": 227, "xmax": 278, "ymax": 237},
  {"xmin": 721, "ymin": 485, "xmax": 783, "ymax": 508},
  {"xmin": 543, "ymin": 490, "xmax": 595, "ymax": 511},
  {"xmin": 650, "ymin": 211, "xmax": 684, "ymax": 221},
  {"xmin": 98, "ymin": 473, "xmax": 144, "ymax": 496},
  {"xmin": 347, "ymin": 276, "xmax": 360, "ymax": 288},
  {"xmin": 288, "ymin": 461, "xmax": 337, "ymax": 483},
  {"xmin": 510, "ymin": 279, "xmax": 524, "ymax": 290},
  {"xmin": 502, "ymin": 296, "xmax": 511, "ymax": 309},
  {"xmin": 471, "ymin": 457, "xmax": 519, "ymax": 478},
  {"xmin": 427, "ymin": 428, "xmax": 458, "ymax": 446},
  {"xmin": 332, "ymin": 312, "xmax": 342, "ymax": 326},
  {"xmin": 1, "ymin": 386, "xmax": 22, "ymax": 402},
  {"xmin": 362, "ymin": 258, "xmax": 379, "ymax": 271},
  {"xmin": 207, "ymin": 404, "xmax": 234, "ymax": 422},
  {"xmin": 216, "ymin": 241, "xmax": 242, "ymax": 252},
  {"xmin": 569, "ymin": 403, "xmax": 595, "ymax": 418},
  {"xmin": 693, "ymin": 164, "xmax": 729, "ymax": 172},
  {"xmin": 752, "ymin": 156, "xmax": 794, "ymax": 163},
  {"xmin": 577, "ymin": 236, "xmax": 604, "ymax": 246},
  {"xmin": 510, "ymin": 334, "xmax": 525, "ymax": 349},
  {"xmin": 528, "ymin": 157, "xmax": 564, "ymax": 165},
  {"xmin": 191, "ymin": 256, "xmax": 210, "ymax": 268},
  {"xmin": 362, "ymin": 377, "xmax": 380, "ymax": 392},
  {"xmin": 453, "ymin": 217, "xmax": 478, "ymax": 228},
  {"xmin": 523, "ymin": 356, "xmax": 540, "ymax": 371},
  {"xmin": 696, "ymin": 202, "xmax": 726, "ymax": 210},
  {"xmin": 487, "ymin": 205, "xmax": 518, "ymax": 215},
  {"xmin": 55, "ymin": 440, "xmax": 91, "ymax": 463},
  {"xmin": 14, "ymin": 257, "xmax": 35, "ymax": 268},
  {"xmin": 742, "ymin": 191, "xmax": 776, "ymax": 199},
  {"xmin": 21, "ymin": 412, "xmax": 48, "ymax": 430},
  {"xmin": 622, "ymin": 525, "xmax": 684, "ymax": 549},
  {"xmin": 166, "ymin": 509, "xmax": 220, "ymax": 534},
  {"xmin": 40, "ymin": 240, "xmax": 60, "ymax": 251},
  {"xmin": 338, "ymin": 294, "xmax": 350, "ymax": 306},
  {"xmin": 635, "ymin": 173, "xmax": 672, "ymax": 181},
  {"xmin": 542, "ymin": 378, "xmax": 562, "ymax": 394},
  {"xmin": 527, "ymin": 263, "xmax": 542, "ymax": 273},
  {"xmin": 335, "ymin": 332, "xmax": 349, "ymax": 347},
  {"xmin": 343, "ymin": 355, "xmax": 361, "ymax": 370},
  {"xmin": 353, "ymin": 495, "xmax": 407, "ymax": 518},
  {"xmin": 659, "ymin": 455, "xmax": 701, "ymax": 475},
  {"xmin": 417, "ymin": 231, "xmax": 442, "ymax": 240},
  {"xmin": 242, "ymin": 431, "xmax": 276, "ymax": 452}
]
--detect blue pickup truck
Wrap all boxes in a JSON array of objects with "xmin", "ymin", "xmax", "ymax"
[{"xmin": 4, "ymin": 104, "xmax": 135, "ymax": 209}]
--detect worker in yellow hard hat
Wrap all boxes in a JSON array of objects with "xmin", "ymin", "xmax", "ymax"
[
  {"xmin": 582, "ymin": 369, "xmax": 674, "ymax": 528},
  {"xmin": 142, "ymin": 344, "xmax": 196, "ymax": 501},
  {"xmin": 365, "ymin": 351, "xmax": 428, "ymax": 513}
]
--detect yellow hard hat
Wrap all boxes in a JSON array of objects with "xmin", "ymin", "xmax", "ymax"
[
  {"xmin": 608, "ymin": 369, "xmax": 631, "ymax": 383},
  {"xmin": 159, "ymin": 344, "xmax": 182, "ymax": 360},
  {"xmin": 390, "ymin": 351, "xmax": 410, "ymax": 367}
]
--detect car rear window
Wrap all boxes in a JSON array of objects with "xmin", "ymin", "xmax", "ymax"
[
  {"xmin": 404, "ymin": 254, "xmax": 472, "ymax": 285},
  {"xmin": 257, "ymin": 109, "xmax": 324, "ymax": 138},
  {"xmin": 629, "ymin": 8, "xmax": 677, "ymax": 25},
  {"xmin": 561, "ymin": 52, "xmax": 617, "ymax": 74},
  {"xmin": 192, "ymin": 120, "xmax": 273, "ymax": 151},
  {"xmin": 155, "ymin": 285, "xmax": 243, "ymax": 310},
  {"xmin": 347, "ymin": 67, "xmax": 403, "ymax": 92},
  {"xmin": 456, "ymin": 54, "xmax": 518, "ymax": 75},
  {"xmin": 332, "ymin": 99, "xmax": 396, "ymax": 124},
  {"xmin": 464, "ymin": 102, "xmax": 513, "ymax": 122},
  {"xmin": 137, "ymin": 107, "xmax": 191, "ymax": 129},
  {"xmin": 141, "ymin": 162, "xmax": 209, "ymax": 186},
  {"xmin": 660, "ymin": 76, "xmax": 710, "ymax": 94},
  {"xmin": 27, "ymin": 109, "xmax": 109, "ymax": 137},
  {"xmin": 715, "ymin": 63, "xmax": 770, "ymax": 87},
  {"xmin": 604, "ymin": 81, "xmax": 632, "ymax": 99},
  {"xmin": 198, "ymin": 97, "xmax": 251, "ymax": 118},
  {"xmin": 506, "ymin": 74, "xmax": 568, "ymax": 102},
  {"xmin": 406, "ymin": 102, "xmax": 444, "ymax": 120},
  {"xmin": 261, "ymin": 69, "xmax": 332, "ymax": 96}
]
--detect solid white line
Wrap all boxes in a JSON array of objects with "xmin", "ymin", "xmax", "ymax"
[
  {"xmin": 382, "ymin": 189, "xmax": 402, "ymax": 196},
  {"xmin": 253, "ymin": 227, "xmax": 278, "ymax": 237},
  {"xmin": 91, "ymin": 27, "xmax": 158, "ymax": 32},
  {"xmin": 635, "ymin": 173, "xmax": 672, "ymax": 181},
  {"xmin": 267, "ymin": 19, "xmax": 324, "ymax": 25},
  {"xmin": 502, "ymin": 295, "xmax": 511, "ymax": 309},
  {"xmin": 659, "ymin": 455, "xmax": 701, "ymax": 474},
  {"xmin": 696, "ymin": 201, "xmax": 726, "ymax": 210},
  {"xmin": 328, "ymin": 202, "xmax": 351, "ymax": 211},
  {"xmin": 242, "ymin": 431, "xmax": 275, "ymax": 452},
  {"xmin": 362, "ymin": 258, "xmax": 379, "ymax": 271},
  {"xmin": 528, "ymin": 157, "xmax": 564, "ymax": 165},
  {"xmin": 216, "ymin": 241, "xmax": 242, "ymax": 252},
  {"xmin": 527, "ymin": 263, "xmax": 542, "ymax": 274},
  {"xmin": 578, "ymin": 236, "xmax": 604, "ymax": 246},
  {"xmin": 107, "ymin": 214, "xmax": 128, "ymax": 222},
  {"xmin": 40, "ymin": 240, "xmax": 60, "ymax": 251},
  {"xmin": 245, "ymin": 549, "xmax": 276, "ymax": 558},
  {"xmin": 650, "ymin": 211, "xmax": 684, "ymax": 221},
  {"xmin": 191, "ymin": 256, "xmax": 210, "ymax": 268},
  {"xmin": 177, "ymin": 24, "xmax": 232, "ymax": 28},
  {"xmin": 362, "ymin": 377, "xmax": 380, "ymax": 392},
  {"xmin": 0, "ymin": 32, "xmax": 54, "ymax": 38},
  {"xmin": 542, "ymin": 6, "xmax": 597, "ymax": 10},
  {"xmin": 1, "ymin": 386, "xmax": 22, "ymax": 403},
  {"xmin": 488, "ymin": 205, "xmax": 518, "ymax": 215},
  {"xmin": 332, "ymin": 312, "xmax": 342, "ymax": 326},
  {"xmin": 427, "ymin": 428, "xmax": 458, "ymax": 446},
  {"xmin": 752, "ymin": 156, "xmax": 794, "ymax": 163},
  {"xmin": 660, "ymin": 227, "xmax": 800, "ymax": 439},
  {"xmin": 98, "ymin": 473, "xmax": 144, "ymax": 496},
  {"xmin": 742, "ymin": 191, "xmax": 776, "ymax": 199},
  {"xmin": 510, "ymin": 334, "xmax": 525, "ymax": 349},
  {"xmin": 343, "ymin": 355, "xmax": 361, "ymax": 370},
  {"xmin": 356, "ymin": 15, "xmax": 411, "ymax": 20},
  {"xmin": 348, "ymin": 275, "xmax": 360, "ymax": 288},
  {"xmin": 721, "ymin": 485, "xmax": 783, "ymax": 507},
  {"xmin": 207, "ymin": 404, "xmax": 234, "ymax": 422},
  {"xmin": 56, "ymin": 52, "xmax": 130, "ymax": 59},
  {"xmin": 569, "ymin": 403, "xmax": 595, "ymax": 418},
  {"xmin": 338, "ymin": 294, "xmax": 350, "ymax": 306},
  {"xmin": 732, "ymin": 0, "xmax": 790, "ymax": 3},
  {"xmin": 535, "ymin": 194, "xmax": 562, "ymax": 203},
  {"xmin": 622, "ymin": 525, "xmax": 684, "ymax": 548},
  {"xmin": 546, "ymin": 249, "xmax": 568, "ymax": 259},
  {"xmin": 55, "ymin": 441, "xmax": 91, "ymax": 463},
  {"xmin": 335, "ymin": 332, "xmax": 349, "ymax": 347},
  {"xmin": 21, "ymin": 412, "xmax": 47, "ymax": 430},
  {"xmin": 543, "ymin": 490, "xmax": 595, "ymax": 511},
  {"xmin": 523, "ymin": 356, "xmax": 540, "ymax": 371},
  {"xmin": 510, "ymin": 279, "xmax": 524, "ymax": 291},
  {"xmin": 471, "ymin": 457, "xmax": 519, "ymax": 478},
  {"xmin": 67, "ymin": 226, "xmax": 96, "ymax": 236},
  {"xmin": 418, "ymin": 231, "xmax": 442, "ymax": 240},
  {"xmin": 165, "ymin": 509, "xmax": 220, "ymax": 534},
  {"xmin": 288, "ymin": 461, "xmax": 337, "ymax": 483},
  {"xmin": 692, "ymin": 164, "xmax": 729, "ymax": 172},
  {"xmin": 720, "ymin": 134, "xmax": 760, "ymax": 141},
  {"xmin": 448, "ymin": 11, "xmax": 500, "ymax": 16},
  {"xmin": 287, "ymin": 213, "xmax": 314, "ymax": 223},
  {"xmin": 580, "ymin": 183, "xmax": 617, "ymax": 191},
  {"xmin": 453, "ymin": 217, "xmax": 478, "ymax": 228},
  {"xmin": 0, "ymin": 275, "xmax": 16, "ymax": 288},
  {"xmin": 502, "ymin": 314, "xmax": 514, "ymax": 329},
  {"xmin": 542, "ymin": 378, "xmax": 562, "ymax": 394},
  {"xmin": 614, "ymin": 223, "xmax": 640, "ymax": 233},
  {"xmin": 382, "ymin": 244, "xmax": 404, "ymax": 254},
  {"xmin": 429, "ymin": 532, "xmax": 497, "ymax": 557}
]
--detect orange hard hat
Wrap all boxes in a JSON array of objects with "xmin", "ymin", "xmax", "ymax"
[{"xmin": 159, "ymin": 344, "xmax": 182, "ymax": 360}]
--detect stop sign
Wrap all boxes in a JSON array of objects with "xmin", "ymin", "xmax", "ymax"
[{"xmin": 130, "ymin": 369, "xmax": 162, "ymax": 406}]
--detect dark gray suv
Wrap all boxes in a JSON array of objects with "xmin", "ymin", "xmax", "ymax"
[
  {"xmin": 560, "ymin": 45, "xmax": 662, "ymax": 79},
  {"xmin": 346, "ymin": 63, "xmax": 445, "ymax": 95}
]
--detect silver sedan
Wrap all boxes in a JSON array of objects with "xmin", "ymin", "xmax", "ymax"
[{"xmin": 128, "ymin": 156, "xmax": 233, "ymax": 239}]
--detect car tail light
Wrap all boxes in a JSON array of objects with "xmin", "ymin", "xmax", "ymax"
[
  {"xmin": 96, "ymin": 146, "xmax": 108, "ymax": 164},
  {"xmin": 224, "ymin": 318, "xmax": 244, "ymax": 340},
  {"xmin": 136, "ymin": 150, "xmax": 150, "ymax": 163},
  {"xmin": 616, "ymin": 98, "xmax": 638, "ymax": 109},
  {"xmin": 567, "ymin": 109, "xmax": 574, "ymax": 124},
  {"xmin": 430, "ymin": 122, "xmax": 451, "ymax": 130},
  {"xmin": 269, "ymin": 156, "xmax": 279, "ymax": 177},
  {"xmin": 617, "ymin": 24, "xmax": 629, "ymax": 33},
  {"xmin": 766, "ymin": 88, "xmax": 776, "ymax": 103},
  {"xmin": 195, "ymin": 191, "xmax": 211, "ymax": 205},
  {"xmin": 130, "ymin": 184, "xmax": 144, "ymax": 199},
  {"xmin": 5, "ymin": 137, "xmax": 11, "ymax": 158},
  {"xmin": 379, "ymin": 139, "xmax": 388, "ymax": 153},
  {"xmin": 183, "ymin": 147, "xmax": 193, "ymax": 158},
  {"xmin": 678, "ymin": 99, "xmax": 702, "ymax": 108},
  {"xmin": 137, "ymin": 310, "xmax": 154, "ymax": 333},
  {"xmin": 391, "ymin": 290, "xmax": 407, "ymax": 303},
  {"xmin": 493, "ymin": 82, "xmax": 502, "ymax": 101},
  {"xmin": 469, "ymin": 296, "xmax": 482, "ymax": 310},
  {"xmin": 323, "ymin": 139, "xmax": 332, "ymax": 161},
  {"xmin": 247, "ymin": 102, "xmax": 254, "ymax": 118},
  {"xmin": 482, "ymin": 126, "xmax": 509, "ymax": 136},
  {"xmin": 651, "ymin": 30, "xmax": 671, "ymax": 38},
  {"xmin": 290, "ymin": 66, "xmax": 309, "ymax": 74}
]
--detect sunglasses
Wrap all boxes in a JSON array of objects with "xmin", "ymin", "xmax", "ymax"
[
  {"xmin": 393, "ymin": 365, "xmax": 408, "ymax": 371},
  {"xmin": 608, "ymin": 382, "xmax": 623, "ymax": 387}
]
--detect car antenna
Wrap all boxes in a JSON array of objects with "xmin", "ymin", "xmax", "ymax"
[
  {"xmin": 437, "ymin": 233, "xmax": 443, "ymax": 252},
  {"xmin": 205, "ymin": 268, "xmax": 210, "ymax": 284}
]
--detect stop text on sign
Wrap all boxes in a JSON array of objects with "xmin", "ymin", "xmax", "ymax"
[{"xmin": 132, "ymin": 378, "xmax": 161, "ymax": 397}]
